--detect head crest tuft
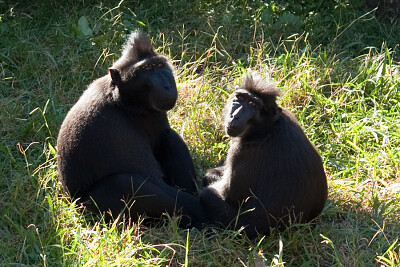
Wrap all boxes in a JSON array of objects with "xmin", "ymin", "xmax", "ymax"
[
  {"xmin": 237, "ymin": 73, "xmax": 280, "ymax": 108},
  {"xmin": 120, "ymin": 31, "xmax": 157, "ymax": 63}
]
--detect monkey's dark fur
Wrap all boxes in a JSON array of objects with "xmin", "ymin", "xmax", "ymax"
[
  {"xmin": 200, "ymin": 74, "xmax": 328, "ymax": 237},
  {"xmin": 57, "ymin": 32, "xmax": 207, "ymax": 228}
]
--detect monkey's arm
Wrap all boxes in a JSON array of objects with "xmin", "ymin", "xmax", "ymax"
[
  {"xmin": 81, "ymin": 172, "xmax": 208, "ymax": 229},
  {"xmin": 155, "ymin": 129, "xmax": 197, "ymax": 193}
]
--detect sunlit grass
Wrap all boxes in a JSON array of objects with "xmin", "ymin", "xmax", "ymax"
[{"xmin": 1, "ymin": 0, "xmax": 399, "ymax": 266}]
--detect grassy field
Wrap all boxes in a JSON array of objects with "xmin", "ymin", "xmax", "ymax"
[{"xmin": 1, "ymin": 0, "xmax": 400, "ymax": 266}]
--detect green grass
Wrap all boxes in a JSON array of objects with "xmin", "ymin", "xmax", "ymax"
[{"xmin": 1, "ymin": 0, "xmax": 400, "ymax": 265}]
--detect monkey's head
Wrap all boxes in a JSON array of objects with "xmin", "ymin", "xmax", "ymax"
[
  {"xmin": 224, "ymin": 74, "xmax": 281, "ymax": 138},
  {"xmin": 109, "ymin": 31, "xmax": 178, "ymax": 111}
]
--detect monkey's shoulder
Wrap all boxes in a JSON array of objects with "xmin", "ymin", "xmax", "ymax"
[
  {"xmin": 58, "ymin": 78, "xmax": 132, "ymax": 143},
  {"xmin": 273, "ymin": 109, "xmax": 310, "ymax": 140}
]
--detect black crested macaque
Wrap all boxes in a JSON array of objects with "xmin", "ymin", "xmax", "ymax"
[
  {"xmin": 57, "ymin": 31, "xmax": 207, "ymax": 228},
  {"xmin": 200, "ymin": 74, "xmax": 328, "ymax": 237}
]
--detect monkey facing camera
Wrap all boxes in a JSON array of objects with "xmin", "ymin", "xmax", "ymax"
[
  {"xmin": 200, "ymin": 74, "xmax": 328, "ymax": 238},
  {"xmin": 57, "ymin": 32, "xmax": 207, "ymax": 228}
]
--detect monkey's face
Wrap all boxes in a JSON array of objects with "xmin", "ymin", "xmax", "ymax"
[
  {"xmin": 140, "ymin": 64, "xmax": 177, "ymax": 111},
  {"xmin": 224, "ymin": 89, "xmax": 263, "ymax": 137},
  {"xmin": 113, "ymin": 60, "xmax": 178, "ymax": 111}
]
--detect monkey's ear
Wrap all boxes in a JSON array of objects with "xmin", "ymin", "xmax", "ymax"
[
  {"xmin": 271, "ymin": 107, "xmax": 282, "ymax": 121},
  {"xmin": 109, "ymin": 68, "xmax": 122, "ymax": 85}
]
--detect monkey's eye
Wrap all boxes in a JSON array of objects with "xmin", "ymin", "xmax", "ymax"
[
  {"xmin": 236, "ymin": 94, "xmax": 244, "ymax": 101},
  {"xmin": 144, "ymin": 65, "xmax": 153, "ymax": 71},
  {"xmin": 157, "ymin": 63, "xmax": 164, "ymax": 67},
  {"xmin": 248, "ymin": 100, "xmax": 257, "ymax": 107}
]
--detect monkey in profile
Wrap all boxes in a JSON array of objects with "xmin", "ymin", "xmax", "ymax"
[
  {"xmin": 57, "ymin": 32, "xmax": 207, "ymax": 228},
  {"xmin": 200, "ymin": 74, "xmax": 328, "ymax": 237}
]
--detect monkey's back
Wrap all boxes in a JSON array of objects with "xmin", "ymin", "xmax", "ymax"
[{"xmin": 57, "ymin": 76, "xmax": 165, "ymax": 198}]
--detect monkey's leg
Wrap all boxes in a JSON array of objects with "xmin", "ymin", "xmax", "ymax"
[
  {"xmin": 234, "ymin": 198, "xmax": 276, "ymax": 238},
  {"xmin": 200, "ymin": 186, "xmax": 238, "ymax": 227},
  {"xmin": 203, "ymin": 165, "xmax": 225, "ymax": 186},
  {"xmin": 155, "ymin": 130, "xmax": 197, "ymax": 193},
  {"xmin": 81, "ymin": 173, "xmax": 207, "ymax": 228}
]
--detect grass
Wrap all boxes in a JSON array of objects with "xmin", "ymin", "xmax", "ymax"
[{"xmin": 1, "ymin": 0, "xmax": 399, "ymax": 265}]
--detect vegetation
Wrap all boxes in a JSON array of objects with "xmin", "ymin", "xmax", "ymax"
[{"xmin": 1, "ymin": 0, "xmax": 399, "ymax": 265}]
